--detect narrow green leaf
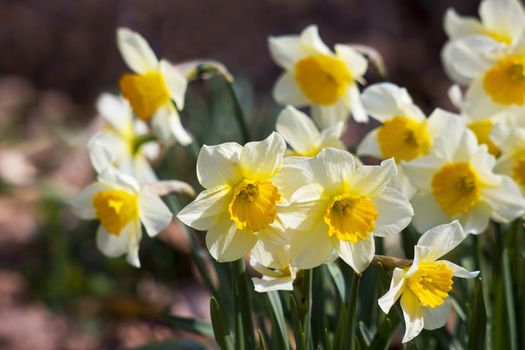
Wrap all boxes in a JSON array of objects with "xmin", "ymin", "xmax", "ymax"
[
  {"xmin": 357, "ymin": 321, "xmax": 372, "ymax": 347},
  {"xmin": 258, "ymin": 329, "xmax": 269, "ymax": 350},
  {"xmin": 163, "ymin": 314, "xmax": 214, "ymax": 338},
  {"xmin": 130, "ymin": 338, "xmax": 208, "ymax": 350},
  {"xmin": 290, "ymin": 294, "xmax": 306, "ymax": 350},
  {"xmin": 348, "ymin": 273, "xmax": 361, "ymax": 350},
  {"xmin": 326, "ymin": 262, "xmax": 346, "ymax": 302},
  {"xmin": 231, "ymin": 259, "xmax": 256, "ymax": 350},
  {"xmin": 502, "ymin": 248, "xmax": 518, "ymax": 350},
  {"xmin": 368, "ymin": 309, "xmax": 400, "ymax": 350},
  {"xmin": 267, "ymin": 291, "xmax": 290, "ymax": 349},
  {"xmin": 210, "ymin": 297, "xmax": 234, "ymax": 350},
  {"xmin": 334, "ymin": 304, "xmax": 349, "ymax": 350}
]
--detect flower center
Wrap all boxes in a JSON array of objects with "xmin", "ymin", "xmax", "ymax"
[
  {"xmin": 405, "ymin": 261, "xmax": 453, "ymax": 308},
  {"xmin": 323, "ymin": 194, "xmax": 378, "ymax": 243},
  {"xmin": 294, "ymin": 54, "xmax": 353, "ymax": 105},
  {"xmin": 228, "ymin": 179, "xmax": 281, "ymax": 232},
  {"xmin": 119, "ymin": 71, "xmax": 171, "ymax": 121},
  {"xmin": 377, "ymin": 116, "xmax": 431, "ymax": 163},
  {"xmin": 467, "ymin": 119, "xmax": 500, "ymax": 157},
  {"xmin": 431, "ymin": 162, "xmax": 480, "ymax": 216},
  {"xmin": 483, "ymin": 56, "xmax": 525, "ymax": 106},
  {"xmin": 93, "ymin": 189, "xmax": 139, "ymax": 235},
  {"xmin": 513, "ymin": 150, "xmax": 525, "ymax": 189}
]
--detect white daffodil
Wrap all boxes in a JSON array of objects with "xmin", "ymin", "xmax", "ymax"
[
  {"xmin": 250, "ymin": 241, "xmax": 298, "ymax": 293},
  {"xmin": 177, "ymin": 133, "xmax": 293, "ymax": 262},
  {"xmin": 358, "ymin": 83, "xmax": 462, "ymax": 198},
  {"xmin": 378, "ymin": 221, "xmax": 479, "ymax": 343},
  {"xmin": 402, "ymin": 123, "xmax": 525, "ymax": 234},
  {"xmin": 117, "ymin": 27, "xmax": 192, "ymax": 145},
  {"xmin": 269, "ymin": 25, "xmax": 368, "ymax": 128},
  {"xmin": 279, "ymin": 148, "xmax": 413, "ymax": 273},
  {"xmin": 90, "ymin": 93, "xmax": 160, "ymax": 182},
  {"xmin": 71, "ymin": 168, "xmax": 173, "ymax": 267},
  {"xmin": 491, "ymin": 122, "xmax": 525, "ymax": 197},
  {"xmin": 442, "ymin": 0, "xmax": 525, "ymax": 85},
  {"xmin": 275, "ymin": 105, "xmax": 345, "ymax": 157}
]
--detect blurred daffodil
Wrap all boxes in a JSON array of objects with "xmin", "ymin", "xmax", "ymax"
[
  {"xmin": 117, "ymin": 27, "xmax": 192, "ymax": 145},
  {"xmin": 177, "ymin": 133, "xmax": 292, "ymax": 262},
  {"xmin": 250, "ymin": 241, "xmax": 298, "ymax": 292},
  {"xmin": 71, "ymin": 168, "xmax": 172, "ymax": 267},
  {"xmin": 269, "ymin": 25, "xmax": 368, "ymax": 128},
  {"xmin": 276, "ymin": 105, "xmax": 345, "ymax": 157},
  {"xmin": 402, "ymin": 122, "xmax": 525, "ymax": 234},
  {"xmin": 279, "ymin": 148, "xmax": 413, "ymax": 273},
  {"xmin": 378, "ymin": 221, "xmax": 478, "ymax": 343},
  {"xmin": 90, "ymin": 93, "xmax": 160, "ymax": 182}
]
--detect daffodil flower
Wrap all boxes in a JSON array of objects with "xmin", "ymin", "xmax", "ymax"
[
  {"xmin": 276, "ymin": 105, "xmax": 345, "ymax": 157},
  {"xmin": 89, "ymin": 93, "xmax": 160, "ymax": 182},
  {"xmin": 177, "ymin": 133, "xmax": 292, "ymax": 262},
  {"xmin": 71, "ymin": 168, "xmax": 173, "ymax": 267},
  {"xmin": 358, "ymin": 83, "xmax": 462, "ymax": 198},
  {"xmin": 250, "ymin": 241, "xmax": 298, "ymax": 293},
  {"xmin": 442, "ymin": 0, "xmax": 525, "ymax": 85},
  {"xmin": 402, "ymin": 123, "xmax": 525, "ymax": 234},
  {"xmin": 378, "ymin": 221, "xmax": 479, "ymax": 343},
  {"xmin": 117, "ymin": 27, "xmax": 192, "ymax": 145},
  {"xmin": 279, "ymin": 148, "xmax": 413, "ymax": 273},
  {"xmin": 269, "ymin": 25, "xmax": 368, "ymax": 128}
]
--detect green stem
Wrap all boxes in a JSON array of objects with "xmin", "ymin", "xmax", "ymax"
[
  {"xmin": 302, "ymin": 269, "xmax": 313, "ymax": 349},
  {"xmin": 232, "ymin": 259, "xmax": 255, "ymax": 350},
  {"xmin": 225, "ymin": 80, "xmax": 250, "ymax": 143},
  {"xmin": 348, "ymin": 273, "xmax": 361, "ymax": 350},
  {"xmin": 502, "ymin": 224, "xmax": 518, "ymax": 350}
]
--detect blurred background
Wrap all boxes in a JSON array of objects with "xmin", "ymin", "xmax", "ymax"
[{"xmin": 0, "ymin": 0, "xmax": 479, "ymax": 349}]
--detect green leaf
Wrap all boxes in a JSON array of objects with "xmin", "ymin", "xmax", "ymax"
[
  {"xmin": 231, "ymin": 259, "xmax": 256, "ymax": 350},
  {"xmin": 290, "ymin": 294, "xmax": 306, "ymax": 350},
  {"xmin": 129, "ymin": 338, "xmax": 208, "ymax": 350},
  {"xmin": 502, "ymin": 248, "xmax": 518, "ymax": 350},
  {"xmin": 164, "ymin": 314, "xmax": 214, "ymax": 338},
  {"xmin": 210, "ymin": 297, "xmax": 234, "ymax": 350},
  {"xmin": 357, "ymin": 321, "xmax": 372, "ymax": 347},
  {"xmin": 258, "ymin": 329, "xmax": 269, "ymax": 350},
  {"xmin": 368, "ymin": 309, "xmax": 400, "ymax": 350},
  {"xmin": 326, "ymin": 262, "xmax": 346, "ymax": 302},
  {"xmin": 347, "ymin": 273, "xmax": 361, "ymax": 350},
  {"xmin": 267, "ymin": 291, "xmax": 290, "ymax": 349}
]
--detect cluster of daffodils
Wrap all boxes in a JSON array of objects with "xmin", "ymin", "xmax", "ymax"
[{"xmin": 72, "ymin": 2, "xmax": 525, "ymax": 343}]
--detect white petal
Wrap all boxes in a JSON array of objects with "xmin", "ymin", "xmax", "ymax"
[
  {"xmin": 482, "ymin": 176, "xmax": 525, "ymax": 222},
  {"xmin": 361, "ymin": 82, "xmax": 422, "ymax": 122},
  {"xmin": 205, "ymin": 216, "xmax": 257, "ymax": 262},
  {"xmin": 444, "ymin": 8, "xmax": 485, "ymax": 39},
  {"xmin": 357, "ymin": 129, "xmax": 382, "ymax": 159},
  {"xmin": 460, "ymin": 201, "xmax": 492, "ymax": 234},
  {"xmin": 350, "ymin": 158, "xmax": 397, "ymax": 197},
  {"xmin": 378, "ymin": 268, "xmax": 406, "ymax": 314},
  {"xmin": 160, "ymin": 60, "xmax": 188, "ymax": 110},
  {"xmin": 421, "ymin": 300, "xmax": 452, "ymax": 331},
  {"xmin": 464, "ymin": 78, "xmax": 506, "ymax": 120},
  {"xmin": 278, "ymin": 183, "xmax": 325, "ymax": 230},
  {"xmin": 131, "ymin": 155, "xmax": 158, "ymax": 183},
  {"xmin": 197, "ymin": 142, "xmax": 242, "ymax": 188},
  {"xmin": 251, "ymin": 240, "xmax": 291, "ymax": 269},
  {"xmin": 480, "ymin": 0, "xmax": 525, "ymax": 42},
  {"xmin": 401, "ymin": 156, "xmax": 443, "ymax": 190},
  {"xmin": 96, "ymin": 221, "xmax": 142, "ymax": 267},
  {"xmin": 347, "ymin": 84, "xmax": 368, "ymax": 123},
  {"xmin": 300, "ymin": 25, "xmax": 331, "ymax": 55},
  {"xmin": 116, "ymin": 28, "xmax": 158, "ymax": 74},
  {"xmin": 273, "ymin": 72, "xmax": 309, "ymax": 107},
  {"xmin": 372, "ymin": 187, "xmax": 414, "ymax": 237},
  {"xmin": 318, "ymin": 122, "xmax": 345, "ymax": 150},
  {"xmin": 425, "ymin": 108, "xmax": 465, "ymax": 141},
  {"xmin": 257, "ymin": 219, "xmax": 291, "ymax": 246},
  {"xmin": 442, "ymin": 261, "xmax": 480, "ymax": 279},
  {"xmin": 312, "ymin": 99, "xmax": 351, "ymax": 128},
  {"xmin": 411, "ymin": 193, "xmax": 450, "ymax": 234},
  {"xmin": 153, "ymin": 104, "xmax": 192, "ymax": 146},
  {"xmin": 268, "ymin": 35, "xmax": 304, "ymax": 70},
  {"xmin": 333, "ymin": 234, "xmax": 375, "ymax": 273},
  {"xmin": 335, "ymin": 44, "xmax": 367, "ymax": 78},
  {"xmin": 176, "ymin": 186, "xmax": 232, "ymax": 231},
  {"xmin": 272, "ymin": 156, "xmax": 313, "ymax": 200},
  {"xmin": 308, "ymin": 148, "xmax": 356, "ymax": 195},
  {"xmin": 290, "ymin": 221, "xmax": 334, "ymax": 269},
  {"xmin": 240, "ymin": 132, "xmax": 286, "ymax": 180},
  {"xmin": 96, "ymin": 93, "xmax": 133, "ymax": 131},
  {"xmin": 276, "ymin": 106, "xmax": 320, "ymax": 155},
  {"xmin": 88, "ymin": 137, "xmax": 118, "ymax": 174},
  {"xmin": 138, "ymin": 187, "xmax": 173, "ymax": 237},
  {"xmin": 252, "ymin": 276, "xmax": 294, "ymax": 293},
  {"xmin": 71, "ymin": 181, "xmax": 113, "ymax": 219},
  {"xmin": 400, "ymin": 292, "xmax": 424, "ymax": 343},
  {"xmin": 416, "ymin": 221, "xmax": 467, "ymax": 261}
]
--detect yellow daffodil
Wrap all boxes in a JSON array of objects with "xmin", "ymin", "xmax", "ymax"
[
  {"xmin": 402, "ymin": 123, "xmax": 525, "ymax": 234},
  {"xmin": 378, "ymin": 221, "xmax": 478, "ymax": 343},
  {"xmin": 71, "ymin": 168, "xmax": 173, "ymax": 267},
  {"xmin": 90, "ymin": 93, "xmax": 160, "ymax": 182},
  {"xmin": 250, "ymin": 241, "xmax": 298, "ymax": 292},
  {"xmin": 442, "ymin": 0, "xmax": 525, "ymax": 85},
  {"xmin": 177, "ymin": 133, "xmax": 292, "ymax": 262},
  {"xmin": 358, "ymin": 83, "xmax": 463, "ymax": 198},
  {"xmin": 117, "ymin": 28, "xmax": 192, "ymax": 145},
  {"xmin": 276, "ymin": 106, "xmax": 345, "ymax": 157},
  {"xmin": 279, "ymin": 148, "xmax": 413, "ymax": 272},
  {"xmin": 269, "ymin": 25, "xmax": 368, "ymax": 128}
]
